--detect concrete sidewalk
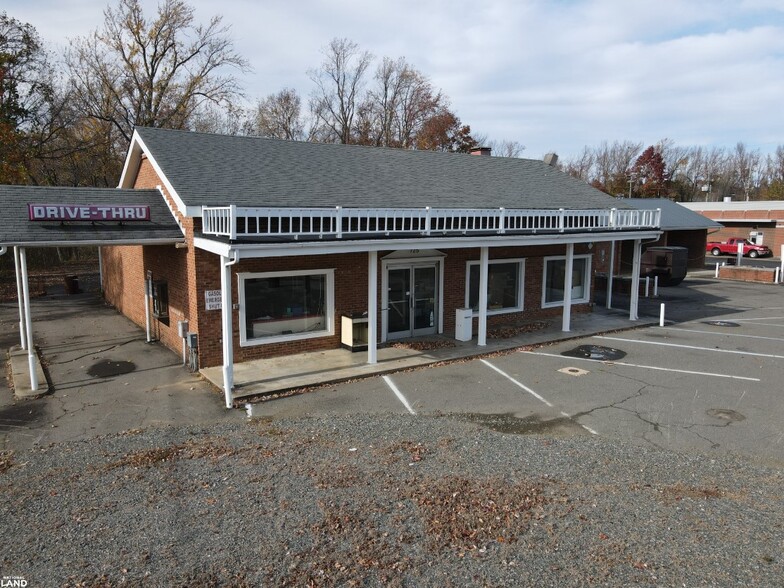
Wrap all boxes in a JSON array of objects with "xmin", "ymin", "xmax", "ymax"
[{"xmin": 201, "ymin": 306, "xmax": 657, "ymax": 403}]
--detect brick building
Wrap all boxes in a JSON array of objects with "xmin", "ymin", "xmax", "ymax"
[
  {"xmin": 1, "ymin": 128, "xmax": 663, "ymax": 406},
  {"xmin": 103, "ymin": 127, "xmax": 661, "ymax": 406},
  {"xmin": 681, "ymin": 200, "xmax": 784, "ymax": 255}
]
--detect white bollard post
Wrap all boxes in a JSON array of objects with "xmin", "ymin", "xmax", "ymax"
[
  {"xmin": 654, "ymin": 276, "xmax": 659, "ymax": 297},
  {"xmin": 645, "ymin": 276, "xmax": 650, "ymax": 298},
  {"xmin": 659, "ymin": 303, "xmax": 665, "ymax": 327},
  {"xmin": 775, "ymin": 267, "xmax": 780, "ymax": 284},
  {"xmin": 715, "ymin": 262, "xmax": 719, "ymax": 278},
  {"xmin": 780, "ymin": 245, "xmax": 784, "ymax": 280}
]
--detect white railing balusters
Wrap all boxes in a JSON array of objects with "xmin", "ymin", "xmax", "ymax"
[{"xmin": 200, "ymin": 205, "xmax": 661, "ymax": 240}]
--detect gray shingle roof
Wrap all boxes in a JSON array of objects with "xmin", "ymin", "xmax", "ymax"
[
  {"xmin": 0, "ymin": 185, "xmax": 183, "ymax": 246},
  {"xmin": 135, "ymin": 127, "xmax": 633, "ymax": 211},
  {"xmin": 623, "ymin": 198, "xmax": 722, "ymax": 231}
]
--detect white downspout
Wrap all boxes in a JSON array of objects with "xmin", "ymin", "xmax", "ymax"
[
  {"xmin": 478, "ymin": 246, "xmax": 489, "ymax": 346},
  {"xmin": 19, "ymin": 247, "xmax": 38, "ymax": 392},
  {"xmin": 630, "ymin": 239, "xmax": 642, "ymax": 321},
  {"xmin": 367, "ymin": 251, "xmax": 378, "ymax": 364},
  {"xmin": 13, "ymin": 247, "xmax": 27, "ymax": 350},
  {"xmin": 221, "ymin": 251, "xmax": 240, "ymax": 408},
  {"xmin": 562, "ymin": 243, "xmax": 574, "ymax": 332}
]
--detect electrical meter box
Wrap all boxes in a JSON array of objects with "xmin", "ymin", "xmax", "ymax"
[{"xmin": 455, "ymin": 308, "xmax": 473, "ymax": 341}]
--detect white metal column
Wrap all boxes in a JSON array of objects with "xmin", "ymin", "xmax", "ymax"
[
  {"xmin": 98, "ymin": 246, "xmax": 103, "ymax": 291},
  {"xmin": 478, "ymin": 246, "xmax": 489, "ymax": 346},
  {"xmin": 221, "ymin": 255, "xmax": 234, "ymax": 408},
  {"xmin": 14, "ymin": 246, "xmax": 27, "ymax": 350},
  {"xmin": 144, "ymin": 273, "xmax": 152, "ymax": 343},
  {"xmin": 630, "ymin": 239, "xmax": 642, "ymax": 321},
  {"xmin": 562, "ymin": 243, "xmax": 574, "ymax": 332},
  {"xmin": 19, "ymin": 248, "xmax": 38, "ymax": 391},
  {"xmin": 606, "ymin": 240, "xmax": 615, "ymax": 309},
  {"xmin": 368, "ymin": 251, "xmax": 378, "ymax": 364}
]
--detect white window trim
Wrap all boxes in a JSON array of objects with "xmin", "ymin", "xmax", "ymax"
[
  {"xmin": 238, "ymin": 268, "xmax": 335, "ymax": 346},
  {"xmin": 465, "ymin": 258, "xmax": 526, "ymax": 317},
  {"xmin": 541, "ymin": 254, "xmax": 592, "ymax": 309}
]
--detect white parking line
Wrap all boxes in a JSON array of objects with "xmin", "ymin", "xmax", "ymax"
[
  {"xmin": 733, "ymin": 316, "xmax": 784, "ymax": 322},
  {"xmin": 480, "ymin": 359, "xmax": 598, "ymax": 435},
  {"xmin": 595, "ymin": 335, "xmax": 784, "ymax": 360},
  {"xmin": 522, "ymin": 350, "xmax": 761, "ymax": 382},
  {"xmin": 382, "ymin": 375, "xmax": 417, "ymax": 415},
  {"xmin": 658, "ymin": 326, "xmax": 784, "ymax": 343}
]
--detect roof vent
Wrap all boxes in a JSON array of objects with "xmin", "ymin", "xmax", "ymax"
[
  {"xmin": 543, "ymin": 152, "xmax": 559, "ymax": 167},
  {"xmin": 470, "ymin": 147, "xmax": 492, "ymax": 156}
]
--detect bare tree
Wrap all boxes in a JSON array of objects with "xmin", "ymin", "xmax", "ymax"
[
  {"xmin": 592, "ymin": 140, "xmax": 642, "ymax": 195},
  {"xmin": 308, "ymin": 38, "xmax": 372, "ymax": 144},
  {"xmin": 562, "ymin": 146, "xmax": 595, "ymax": 182},
  {"xmin": 251, "ymin": 88, "xmax": 305, "ymax": 140},
  {"xmin": 66, "ymin": 0, "xmax": 248, "ymax": 145},
  {"xmin": 731, "ymin": 142, "xmax": 762, "ymax": 201},
  {"xmin": 488, "ymin": 139, "xmax": 525, "ymax": 158},
  {"xmin": 762, "ymin": 145, "xmax": 784, "ymax": 200}
]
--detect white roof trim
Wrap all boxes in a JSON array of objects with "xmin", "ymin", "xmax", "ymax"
[
  {"xmin": 682, "ymin": 201, "xmax": 784, "ymax": 212},
  {"xmin": 708, "ymin": 218, "xmax": 775, "ymax": 223},
  {"xmin": 118, "ymin": 130, "xmax": 188, "ymax": 216},
  {"xmin": 3, "ymin": 238, "xmax": 185, "ymax": 248},
  {"xmin": 194, "ymin": 230, "xmax": 662, "ymax": 259}
]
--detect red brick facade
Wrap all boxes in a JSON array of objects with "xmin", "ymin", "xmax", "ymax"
[{"xmin": 102, "ymin": 156, "xmax": 604, "ymax": 369}]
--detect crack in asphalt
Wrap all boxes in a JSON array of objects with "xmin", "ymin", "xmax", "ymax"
[
  {"xmin": 571, "ymin": 367, "xmax": 746, "ymax": 452},
  {"xmin": 46, "ymin": 337, "xmax": 140, "ymax": 364}
]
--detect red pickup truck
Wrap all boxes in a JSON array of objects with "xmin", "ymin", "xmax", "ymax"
[{"xmin": 707, "ymin": 238, "xmax": 772, "ymax": 258}]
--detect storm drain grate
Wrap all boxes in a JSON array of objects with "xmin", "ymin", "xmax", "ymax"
[
  {"xmin": 561, "ymin": 345, "xmax": 626, "ymax": 361},
  {"xmin": 703, "ymin": 320, "xmax": 740, "ymax": 327}
]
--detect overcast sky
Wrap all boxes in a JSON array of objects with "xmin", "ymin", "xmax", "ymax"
[{"xmin": 6, "ymin": 0, "xmax": 784, "ymax": 160}]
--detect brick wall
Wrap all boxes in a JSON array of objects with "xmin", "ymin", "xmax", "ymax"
[
  {"xmin": 719, "ymin": 266, "xmax": 778, "ymax": 284},
  {"xmin": 195, "ymin": 252, "xmax": 372, "ymax": 368},
  {"xmin": 103, "ymin": 151, "xmax": 603, "ymax": 368},
  {"xmin": 102, "ymin": 156, "xmax": 194, "ymax": 360},
  {"xmin": 183, "ymin": 244, "xmax": 598, "ymax": 368}
]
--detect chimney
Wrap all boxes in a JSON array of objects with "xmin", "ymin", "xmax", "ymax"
[
  {"xmin": 543, "ymin": 152, "xmax": 558, "ymax": 167},
  {"xmin": 470, "ymin": 147, "xmax": 492, "ymax": 156}
]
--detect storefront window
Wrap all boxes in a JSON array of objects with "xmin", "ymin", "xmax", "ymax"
[
  {"xmin": 466, "ymin": 260, "xmax": 524, "ymax": 314},
  {"xmin": 240, "ymin": 269, "xmax": 334, "ymax": 345},
  {"xmin": 542, "ymin": 255, "xmax": 590, "ymax": 307}
]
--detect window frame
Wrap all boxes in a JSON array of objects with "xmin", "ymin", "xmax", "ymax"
[
  {"xmin": 464, "ymin": 258, "xmax": 526, "ymax": 317},
  {"xmin": 238, "ymin": 268, "xmax": 335, "ymax": 347},
  {"xmin": 151, "ymin": 280, "xmax": 169, "ymax": 319},
  {"xmin": 541, "ymin": 254, "xmax": 592, "ymax": 309}
]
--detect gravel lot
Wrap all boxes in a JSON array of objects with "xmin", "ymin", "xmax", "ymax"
[{"xmin": 1, "ymin": 413, "xmax": 782, "ymax": 587}]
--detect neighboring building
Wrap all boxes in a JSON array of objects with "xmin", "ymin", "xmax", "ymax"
[
  {"xmin": 682, "ymin": 201, "xmax": 784, "ymax": 255},
  {"xmin": 621, "ymin": 199, "xmax": 723, "ymax": 271},
  {"xmin": 2, "ymin": 128, "xmax": 662, "ymax": 407}
]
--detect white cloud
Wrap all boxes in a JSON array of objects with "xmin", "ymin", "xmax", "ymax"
[{"xmin": 3, "ymin": 0, "xmax": 782, "ymax": 158}]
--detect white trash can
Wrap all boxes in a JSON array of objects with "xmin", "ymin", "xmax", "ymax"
[{"xmin": 455, "ymin": 308, "xmax": 473, "ymax": 341}]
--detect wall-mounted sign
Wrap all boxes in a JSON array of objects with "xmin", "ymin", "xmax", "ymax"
[
  {"xmin": 28, "ymin": 204, "xmax": 151, "ymax": 222},
  {"xmin": 205, "ymin": 289, "xmax": 222, "ymax": 311}
]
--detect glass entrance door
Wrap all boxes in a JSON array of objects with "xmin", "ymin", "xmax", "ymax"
[{"xmin": 387, "ymin": 264, "xmax": 438, "ymax": 339}]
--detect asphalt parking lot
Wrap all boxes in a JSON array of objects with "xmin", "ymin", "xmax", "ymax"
[
  {"xmin": 2, "ymin": 275, "xmax": 784, "ymax": 465},
  {"xmin": 253, "ymin": 277, "xmax": 784, "ymax": 465}
]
